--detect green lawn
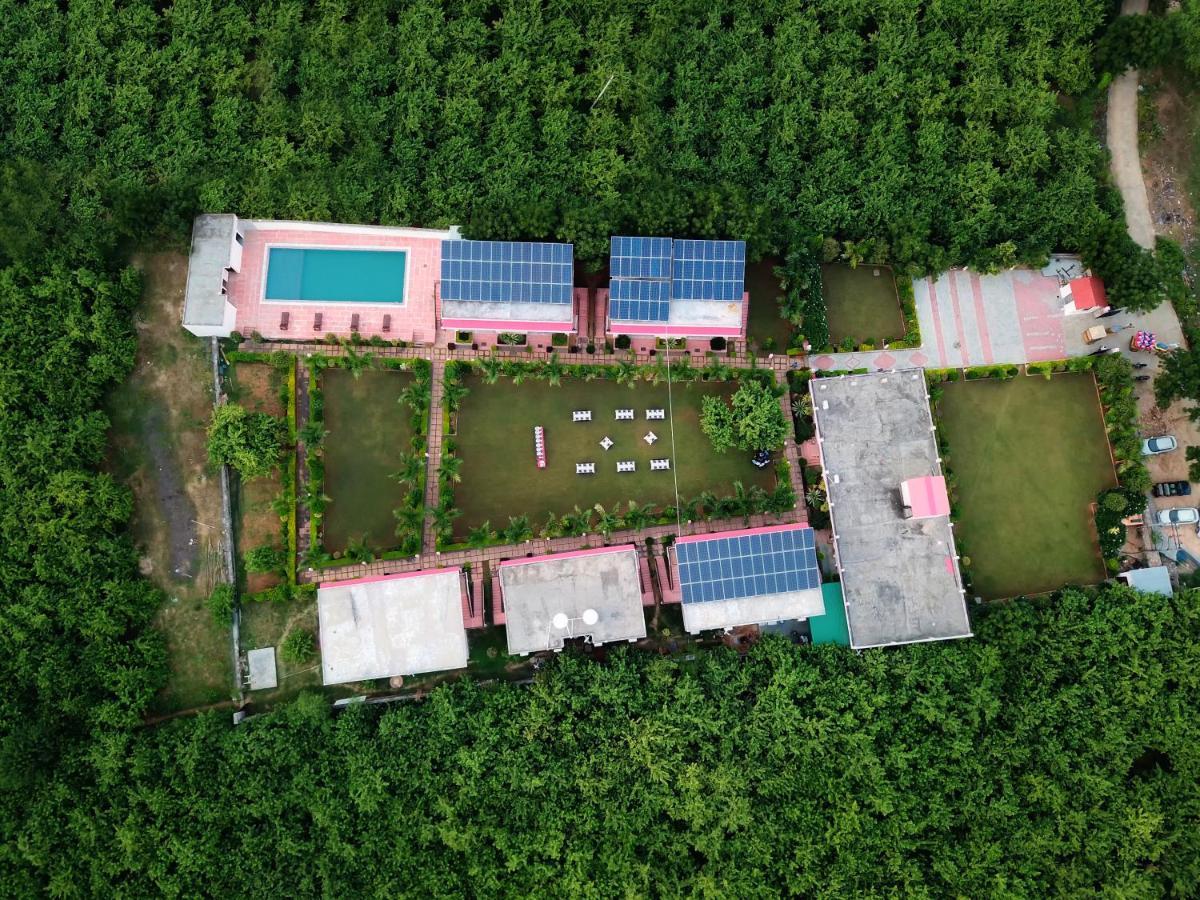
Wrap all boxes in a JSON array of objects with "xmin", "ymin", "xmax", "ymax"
[
  {"xmin": 936, "ymin": 374, "xmax": 1117, "ymax": 600},
  {"xmin": 452, "ymin": 375, "xmax": 775, "ymax": 535},
  {"xmin": 821, "ymin": 263, "xmax": 905, "ymax": 345},
  {"xmin": 321, "ymin": 368, "xmax": 418, "ymax": 553},
  {"xmin": 745, "ymin": 256, "xmax": 793, "ymax": 352}
]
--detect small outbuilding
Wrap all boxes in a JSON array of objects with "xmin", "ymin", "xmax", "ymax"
[
  {"xmin": 317, "ymin": 569, "xmax": 469, "ymax": 685},
  {"xmin": 1119, "ymin": 565, "xmax": 1173, "ymax": 597},
  {"xmin": 498, "ymin": 546, "xmax": 647, "ymax": 655}
]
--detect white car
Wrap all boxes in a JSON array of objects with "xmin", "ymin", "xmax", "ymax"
[
  {"xmin": 1142, "ymin": 435, "xmax": 1178, "ymax": 456},
  {"xmin": 1155, "ymin": 507, "xmax": 1199, "ymax": 526}
]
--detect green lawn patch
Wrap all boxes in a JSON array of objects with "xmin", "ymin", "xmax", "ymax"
[
  {"xmin": 821, "ymin": 263, "xmax": 905, "ymax": 346},
  {"xmin": 321, "ymin": 368, "xmax": 417, "ymax": 553},
  {"xmin": 745, "ymin": 256, "xmax": 793, "ymax": 352},
  {"xmin": 936, "ymin": 374, "xmax": 1117, "ymax": 599},
  {"xmin": 452, "ymin": 375, "xmax": 774, "ymax": 535}
]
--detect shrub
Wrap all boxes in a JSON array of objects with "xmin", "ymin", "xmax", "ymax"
[
  {"xmin": 551, "ymin": 332, "xmax": 568, "ymax": 346},
  {"xmin": 281, "ymin": 628, "xmax": 316, "ymax": 664},
  {"xmin": 245, "ymin": 545, "xmax": 285, "ymax": 574},
  {"xmin": 710, "ymin": 336, "xmax": 726, "ymax": 351},
  {"xmin": 206, "ymin": 403, "xmax": 285, "ymax": 480},
  {"xmin": 207, "ymin": 584, "xmax": 235, "ymax": 624},
  {"xmin": 615, "ymin": 334, "xmax": 631, "ymax": 350}
]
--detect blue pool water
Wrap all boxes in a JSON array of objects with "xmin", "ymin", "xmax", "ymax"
[{"xmin": 264, "ymin": 247, "xmax": 407, "ymax": 303}]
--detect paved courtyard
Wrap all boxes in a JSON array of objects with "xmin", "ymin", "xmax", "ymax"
[{"xmin": 813, "ymin": 257, "xmax": 1184, "ymax": 372}]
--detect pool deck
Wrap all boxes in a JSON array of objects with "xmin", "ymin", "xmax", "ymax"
[{"xmin": 229, "ymin": 220, "xmax": 447, "ymax": 342}]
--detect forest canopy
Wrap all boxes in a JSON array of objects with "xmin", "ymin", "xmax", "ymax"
[{"xmin": 2, "ymin": 0, "xmax": 1198, "ymax": 894}]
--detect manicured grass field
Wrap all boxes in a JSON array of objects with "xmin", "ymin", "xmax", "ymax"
[
  {"xmin": 821, "ymin": 263, "xmax": 905, "ymax": 344},
  {"xmin": 936, "ymin": 374, "xmax": 1117, "ymax": 599},
  {"xmin": 452, "ymin": 375, "xmax": 775, "ymax": 534},
  {"xmin": 321, "ymin": 368, "xmax": 417, "ymax": 553},
  {"xmin": 745, "ymin": 256, "xmax": 793, "ymax": 351}
]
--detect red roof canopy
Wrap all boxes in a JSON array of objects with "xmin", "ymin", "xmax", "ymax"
[{"xmin": 1069, "ymin": 276, "xmax": 1108, "ymax": 310}]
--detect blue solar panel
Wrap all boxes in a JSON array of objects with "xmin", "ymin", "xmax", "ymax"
[
  {"xmin": 609, "ymin": 278, "xmax": 670, "ymax": 322},
  {"xmin": 675, "ymin": 527, "xmax": 820, "ymax": 604},
  {"xmin": 440, "ymin": 240, "xmax": 573, "ymax": 304},
  {"xmin": 671, "ymin": 239, "xmax": 746, "ymax": 302},
  {"xmin": 610, "ymin": 236, "xmax": 672, "ymax": 280}
]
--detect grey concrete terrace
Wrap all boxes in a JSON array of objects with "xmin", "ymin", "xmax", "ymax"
[
  {"xmin": 499, "ymin": 546, "xmax": 647, "ymax": 655},
  {"xmin": 811, "ymin": 370, "xmax": 972, "ymax": 649},
  {"xmin": 440, "ymin": 298, "xmax": 573, "ymax": 324}
]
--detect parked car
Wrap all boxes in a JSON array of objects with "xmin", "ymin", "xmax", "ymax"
[
  {"xmin": 1141, "ymin": 435, "xmax": 1178, "ymax": 456},
  {"xmin": 1153, "ymin": 480, "xmax": 1192, "ymax": 498},
  {"xmin": 1155, "ymin": 507, "xmax": 1200, "ymax": 526}
]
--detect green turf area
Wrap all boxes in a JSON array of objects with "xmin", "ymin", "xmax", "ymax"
[
  {"xmin": 936, "ymin": 374, "xmax": 1117, "ymax": 600},
  {"xmin": 452, "ymin": 375, "xmax": 775, "ymax": 534},
  {"xmin": 321, "ymin": 368, "xmax": 417, "ymax": 553},
  {"xmin": 745, "ymin": 256, "xmax": 793, "ymax": 351},
  {"xmin": 821, "ymin": 263, "xmax": 905, "ymax": 345}
]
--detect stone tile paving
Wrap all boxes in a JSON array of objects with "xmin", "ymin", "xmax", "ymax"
[{"xmin": 422, "ymin": 359, "xmax": 446, "ymax": 554}]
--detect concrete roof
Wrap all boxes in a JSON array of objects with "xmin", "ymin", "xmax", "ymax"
[
  {"xmin": 440, "ymin": 298, "xmax": 573, "ymax": 325},
  {"xmin": 811, "ymin": 370, "xmax": 972, "ymax": 649},
  {"xmin": 317, "ymin": 569, "xmax": 468, "ymax": 684},
  {"xmin": 1120, "ymin": 565, "xmax": 1173, "ymax": 597},
  {"xmin": 499, "ymin": 546, "xmax": 647, "ymax": 655},
  {"xmin": 668, "ymin": 298, "xmax": 743, "ymax": 329},
  {"xmin": 183, "ymin": 214, "xmax": 236, "ymax": 327},
  {"xmin": 246, "ymin": 647, "xmax": 278, "ymax": 691}
]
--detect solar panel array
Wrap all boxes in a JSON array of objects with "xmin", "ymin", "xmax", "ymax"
[
  {"xmin": 440, "ymin": 240, "xmax": 573, "ymax": 304},
  {"xmin": 609, "ymin": 278, "xmax": 670, "ymax": 322},
  {"xmin": 610, "ymin": 236, "xmax": 672, "ymax": 279},
  {"xmin": 672, "ymin": 239, "xmax": 746, "ymax": 302},
  {"xmin": 608, "ymin": 235, "xmax": 746, "ymax": 323},
  {"xmin": 675, "ymin": 528, "xmax": 820, "ymax": 604}
]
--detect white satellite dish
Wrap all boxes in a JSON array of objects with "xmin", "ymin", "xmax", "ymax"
[
  {"xmin": 552, "ymin": 612, "xmax": 569, "ymax": 630},
  {"xmin": 582, "ymin": 608, "xmax": 599, "ymax": 626}
]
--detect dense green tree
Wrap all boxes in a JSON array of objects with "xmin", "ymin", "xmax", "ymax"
[
  {"xmin": 699, "ymin": 394, "xmax": 737, "ymax": 453},
  {"xmin": 206, "ymin": 403, "xmax": 284, "ymax": 479}
]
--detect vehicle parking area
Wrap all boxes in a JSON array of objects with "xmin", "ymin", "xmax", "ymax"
[{"xmin": 1139, "ymin": 381, "xmax": 1200, "ymax": 563}]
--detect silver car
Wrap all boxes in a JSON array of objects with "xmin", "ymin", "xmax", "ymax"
[{"xmin": 1155, "ymin": 507, "xmax": 1199, "ymax": 525}]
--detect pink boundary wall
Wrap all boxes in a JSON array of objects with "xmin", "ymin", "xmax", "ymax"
[
  {"xmin": 229, "ymin": 222, "xmax": 446, "ymax": 342},
  {"xmin": 319, "ymin": 566, "xmax": 460, "ymax": 589},
  {"xmin": 676, "ymin": 522, "xmax": 812, "ymax": 545},
  {"xmin": 498, "ymin": 543, "xmax": 638, "ymax": 567}
]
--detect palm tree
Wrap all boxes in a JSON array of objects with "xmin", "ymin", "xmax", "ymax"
[
  {"xmin": 300, "ymin": 545, "xmax": 332, "ymax": 569},
  {"xmin": 300, "ymin": 483, "xmax": 330, "ymax": 516},
  {"xmin": 438, "ymin": 454, "xmax": 463, "ymax": 485},
  {"xmin": 442, "ymin": 379, "xmax": 470, "ymax": 412},
  {"xmin": 342, "ymin": 343, "xmax": 375, "ymax": 379},
  {"xmin": 539, "ymin": 511, "xmax": 563, "ymax": 540},
  {"xmin": 394, "ymin": 504, "xmax": 425, "ymax": 537},
  {"xmin": 345, "ymin": 535, "xmax": 375, "ymax": 564},
  {"xmin": 559, "ymin": 505, "xmax": 592, "ymax": 536},
  {"xmin": 622, "ymin": 500, "xmax": 650, "ymax": 532},
  {"xmin": 477, "ymin": 355, "xmax": 503, "ymax": 385},
  {"xmin": 431, "ymin": 504, "xmax": 461, "ymax": 537},
  {"xmin": 697, "ymin": 490, "xmax": 719, "ymax": 520},
  {"xmin": 468, "ymin": 521, "xmax": 494, "ymax": 548},
  {"xmin": 390, "ymin": 452, "xmax": 425, "ymax": 488},
  {"xmin": 398, "ymin": 381, "xmax": 430, "ymax": 415},
  {"xmin": 503, "ymin": 515, "xmax": 532, "ymax": 543},
  {"xmin": 593, "ymin": 503, "xmax": 621, "ymax": 535},
  {"xmin": 678, "ymin": 497, "xmax": 701, "ymax": 523},
  {"xmin": 543, "ymin": 352, "xmax": 564, "ymax": 387},
  {"xmin": 615, "ymin": 359, "xmax": 639, "ymax": 389},
  {"xmin": 299, "ymin": 419, "xmax": 326, "ymax": 447}
]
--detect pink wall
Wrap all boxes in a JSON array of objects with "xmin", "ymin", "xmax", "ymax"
[{"xmin": 229, "ymin": 225, "xmax": 443, "ymax": 343}]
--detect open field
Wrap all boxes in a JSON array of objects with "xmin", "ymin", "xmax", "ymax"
[
  {"xmin": 937, "ymin": 374, "xmax": 1117, "ymax": 599},
  {"xmin": 452, "ymin": 375, "xmax": 775, "ymax": 535},
  {"xmin": 228, "ymin": 361, "xmax": 288, "ymax": 593},
  {"xmin": 106, "ymin": 252, "xmax": 231, "ymax": 713},
  {"xmin": 821, "ymin": 263, "xmax": 905, "ymax": 345},
  {"xmin": 745, "ymin": 256, "xmax": 793, "ymax": 352},
  {"xmin": 321, "ymin": 368, "xmax": 417, "ymax": 553}
]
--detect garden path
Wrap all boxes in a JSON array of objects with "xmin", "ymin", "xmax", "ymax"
[{"xmin": 423, "ymin": 359, "xmax": 445, "ymax": 554}]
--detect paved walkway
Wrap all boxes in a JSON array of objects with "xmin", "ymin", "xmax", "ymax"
[
  {"xmin": 1107, "ymin": 0, "xmax": 1156, "ymax": 250},
  {"xmin": 422, "ymin": 359, "xmax": 445, "ymax": 553},
  {"xmin": 295, "ymin": 358, "xmax": 314, "ymax": 553}
]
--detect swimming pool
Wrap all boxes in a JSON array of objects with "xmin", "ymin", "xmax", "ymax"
[{"xmin": 264, "ymin": 247, "xmax": 407, "ymax": 303}]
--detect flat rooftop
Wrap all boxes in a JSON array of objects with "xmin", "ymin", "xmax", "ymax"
[
  {"xmin": 499, "ymin": 546, "xmax": 647, "ymax": 655},
  {"xmin": 811, "ymin": 370, "xmax": 972, "ymax": 649},
  {"xmin": 317, "ymin": 569, "xmax": 468, "ymax": 684},
  {"xmin": 183, "ymin": 213, "xmax": 236, "ymax": 327},
  {"xmin": 673, "ymin": 524, "xmax": 826, "ymax": 633}
]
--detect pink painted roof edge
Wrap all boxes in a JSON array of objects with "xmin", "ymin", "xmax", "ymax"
[
  {"xmin": 498, "ymin": 544, "xmax": 638, "ymax": 567},
  {"xmin": 319, "ymin": 567, "xmax": 461, "ymax": 589},
  {"xmin": 441, "ymin": 317, "xmax": 574, "ymax": 331},
  {"xmin": 676, "ymin": 523, "xmax": 812, "ymax": 545}
]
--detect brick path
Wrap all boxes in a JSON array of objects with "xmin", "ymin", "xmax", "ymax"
[
  {"xmin": 422, "ymin": 359, "xmax": 446, "ymax": 554},
  {"xmin": 237, "ymin": 341, "xmax": 810, "ymax": 584}
]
